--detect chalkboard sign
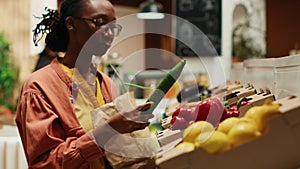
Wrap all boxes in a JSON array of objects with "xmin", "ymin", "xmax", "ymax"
[{"xmin": 175, "ymin": 0, "xmax": 222, "ymax": 56}]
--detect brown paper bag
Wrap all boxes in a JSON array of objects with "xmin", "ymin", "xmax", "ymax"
[{"xmin": 91, "ymin": 93, "xmax": 160, "ymax": 169}]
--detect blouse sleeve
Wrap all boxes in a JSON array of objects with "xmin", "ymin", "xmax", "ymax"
[{"xmin": 15, "ymin": 89, "xmax": 104, "ymax": 169}]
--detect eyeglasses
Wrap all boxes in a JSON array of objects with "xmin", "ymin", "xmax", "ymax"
[{"xmin": 74, "ymin": 17, "xmax": 122, "ymax": 37}]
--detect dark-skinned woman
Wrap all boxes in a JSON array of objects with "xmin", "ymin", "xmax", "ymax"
[{"xmin": 15, "ymin": 0, "xmax": 153, "ymax": 168}]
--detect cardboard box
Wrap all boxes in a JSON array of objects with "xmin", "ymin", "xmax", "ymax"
[
  {"xmin": 218, "ymin": 86, "xmax": 257, "ymax": 106},
  {"xmin": 210, "ymin": 81, "xmax": 243, "ymax": 96},
  {"xmin": 230, "ymin": 62, "xmax": 246, "ymax": 84},
  {"xmin": 161, "ymin": 116, "xmax": 172, "ymax": 129},
  {"xmin": 156, "ymin": 129, "xmax": 184, "ymax": 147},
  {"xmin": 273, "ymin": 55, "xmax": 300, "ymax": 99},
  {"xmin": 244, "ymin": 58, "xmax": 276, "ymax": 95},
  {"xmin": 155, "ymin": 96, "xmax": 300, "ymax": 169},
  {"xmin": 241, "ymin": 54, "xmax": 300, "ymax": 99},
  {"xmin": 226, "ymin": 82, "xmax": 244, "ymax": 92},
  {"xmin": 238, "ymin": 92, "xmax": 275, "ymax": 116}
]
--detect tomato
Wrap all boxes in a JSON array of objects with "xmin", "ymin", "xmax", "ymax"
[
  {"xmin": 241, "ymin": 100, "xmax": 250, "ymax": 106},
  {"xmin": 229, "ymin": 105, "xmax": 238, "ymax": 111},
  {"xmin": 221, "ymin": 105, "xmax": 240, "ymax": 121}
]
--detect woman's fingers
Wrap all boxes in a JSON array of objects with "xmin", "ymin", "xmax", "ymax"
[
  {"xmin": 123, "ymin": 102, "xmax": 154, "ymax": 120},
  {"xmin": 134, "ymin": 114, "xmax": 154, "ymax": 123},
  {"xmin": 136, "ymin": 102, "xmax": 153, "ymax": 111},
  {"xmin": 109, "ymin": 102, "xmax": 154, "ymax": 133},
  {"xmin": 134, "ymin": 122, "xmax": 150, "ymax": 130}
]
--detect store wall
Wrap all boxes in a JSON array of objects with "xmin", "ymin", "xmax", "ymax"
[
  {"xmin": 111, "ymin": 0, "xmax": 266, "ymax": 81},
  {"xmin": 266, "ymin": 0, "xmax": 300, "ymax": 57},
  {"xmin": 0, "ymin": 0, "xmax": 57, "ymax": 86},
  {"xmin": 107, "ymin": 6, "xmax": 145, "ymax": 74},
  {"xmin": 30, "ymin": 0, "xmax": 267, "ymax": 83},
  {"xmin": 0, "ymin": 0, "xmax": 267, "ymax": 88},
  {"xmin": 0, "ymin": 0, "xmax": 31, "ymax": 88},
  {"xmin": 30, "ymin": 0, "xmax": 57, "ymax": 56},
  {"xmin": 180, "ymin": 0, "xmax": 266, "ymax": 81}
]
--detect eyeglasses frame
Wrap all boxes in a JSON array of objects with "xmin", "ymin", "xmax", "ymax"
[{"xmin": 73, "ymin": 16, "xmax": 122, "ymax": 36}]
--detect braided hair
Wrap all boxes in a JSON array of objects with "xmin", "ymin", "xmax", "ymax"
[{"xmin": 32, "ymin": 0, "xmax": 88, "ymax": 52}]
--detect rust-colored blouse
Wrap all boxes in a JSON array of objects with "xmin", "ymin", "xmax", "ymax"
[{"xmin": 15, "ymin": 58, "xmax": 117, "ymax": 168}]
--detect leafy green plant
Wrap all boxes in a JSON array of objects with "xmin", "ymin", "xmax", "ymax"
[
  {"xmin": 0, "ymin": 32, "xmax": 17, "ymax": 111},
  {"xmin": 232, "ymin": 23, "xmax": 265, "ymax": 61},
  {"xmin": 232, "ymin": 3, "xmax": 266, "ymax": 61}
]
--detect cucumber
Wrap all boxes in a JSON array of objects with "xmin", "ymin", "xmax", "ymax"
[{"xmin": 141, "ymin": 59, "xmax": 186, "ymax": 114}]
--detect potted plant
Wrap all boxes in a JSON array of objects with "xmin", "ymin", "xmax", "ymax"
[
  {"xmin": 231, "ymin": 3, "xmax": 266, "ymax": 62},
  {"xmin": 0, "ymin": 32, "xmax": 18, "ymax": 121},
  {"xmin": 232, "ymin": 22, "xmax": 265, "ymax": 62}
]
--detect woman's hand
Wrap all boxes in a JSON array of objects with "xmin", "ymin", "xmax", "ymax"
[
  {"xmin": 92, "ymin": 102, "xmax": 154, "ymax": 147},
  {"xmin": 107, "ymin": 102, "xmax": 154, "ymax": 134}
]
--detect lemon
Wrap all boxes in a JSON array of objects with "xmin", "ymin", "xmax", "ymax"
[
  {"xmin": 182, "ymin": 121, "xmax": 215, "ymax": 143},
  {"xmin": 194, "ymin": 131, "xmax": 230, "ymax": 154},
  {"xmin": 217, "ymin": 117, "xmax": 240, "ymax": 134},
  {"xmin": 175, "ymin": 142, "xmax": 195, "ymax": 152},
  {"xmin": 244, "ymin": 102, "xmax": 280, "ymax": 132},
  {"xmin": 227, "ymin": 119, "xmax": 261, "ymax": 147}
]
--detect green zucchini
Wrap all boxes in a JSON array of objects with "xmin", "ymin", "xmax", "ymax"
[{"xmin": 141, "ymin": 59, "xmax": 186, "ymax": 114}]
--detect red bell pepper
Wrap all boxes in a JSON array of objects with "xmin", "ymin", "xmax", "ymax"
[
  {"xmin": 193, "ymin": 97, "xmax": 225, "ymax": 126},
  {"xmin": 170, "ymin": 97, "xmax": 246, "ymax": 129},
  {"xmin": 172, "ymin": 107, "xmax": 194, "ymax": 120},
  {"xmin": 170, "ymin": 107, "xmax": 194, "ymax": 130},
  {"xmin": 170, "ymin": 116, "xmax": 189, "ymax": 130}
]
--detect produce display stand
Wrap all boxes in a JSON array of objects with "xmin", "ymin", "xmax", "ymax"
[
  {"xmin": 151, "ymin": 55, "xmax": 300, "ymax": 168},
  {"xmin": 157, "ymin": 84, "xmax": 273, "ymax": 148},
  {"xmin": 154, "ymin": 96, "xmax": 300, "ymax": 169},
  {"xmin": 238, "ymin": 91, "xmax": 275, "ymax": 116},
  {"xmin": 156, "ymin": 129, "xmax": 183, "ymax": 147},
  {"xmin": 219, "ymin": 85, "xmax": 257, "ymax": 106}
]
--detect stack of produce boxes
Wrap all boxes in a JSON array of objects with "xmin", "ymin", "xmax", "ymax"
[
  {"xmin": 153, "ymin": 85, "xmax": 300, "ymax": 169},
  {"xmin": 156, "ymin": 83, "xmax": 270, "ymax": 146}
]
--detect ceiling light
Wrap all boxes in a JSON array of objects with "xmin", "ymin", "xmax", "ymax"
[{"xmin": 137, "ymin": 0, "xmax": 165, "ymax": 20}]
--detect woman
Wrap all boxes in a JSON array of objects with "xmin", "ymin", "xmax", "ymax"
[{"xmin": 15, "ymin": 0, "xmax": 154, "ymax": 168}]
